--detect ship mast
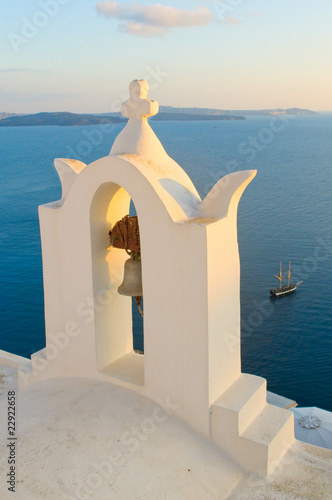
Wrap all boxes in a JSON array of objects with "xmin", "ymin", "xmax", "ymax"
[
  {"xmin": 287, "ymin": 261, "xmax": 291, "ymax": 286},
  {"xmin": 275, "ymin": 262, "xmax": 283, "ymax": 288}
]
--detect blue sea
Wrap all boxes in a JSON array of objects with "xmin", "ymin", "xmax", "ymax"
[{"xmin": 1, "ymin": 115, "xmax": 331, "ymax": 411}]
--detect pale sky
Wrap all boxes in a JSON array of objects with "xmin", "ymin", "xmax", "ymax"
[{"xmin": 1, "ymin": 0, "xmax": 331, "ymax": 113}]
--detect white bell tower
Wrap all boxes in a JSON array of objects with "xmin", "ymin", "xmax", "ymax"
[{"xmin": 18, "ymin": 80, "xmax": 294, "ymax": 475}]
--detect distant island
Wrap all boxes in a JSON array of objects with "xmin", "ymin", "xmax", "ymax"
[
  {"xmin": 152, "ymin": 112, "xmax": 244, "ymax": 121},
  {"xmin": 0, "ymin": 112, "xmax": 125, "ymax": 127},
  {"xmin": 0, "ymin": 107, "xmax": 318, "ymax": 127},
  {"xmin": 0, "ymin": 112, "xmax": 19, "ymax": 120},
  {"xmin": 158, "ymin": 106, "xmax": 318, "ymax": 117},
  {"xmin": 0, "ymin": 111, "xmax": 244, "ymax": 127}
]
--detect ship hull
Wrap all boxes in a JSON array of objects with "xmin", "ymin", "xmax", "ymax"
[{"xmin": 270, "ymin": 284, "xmax": 297, "ymax": 297}]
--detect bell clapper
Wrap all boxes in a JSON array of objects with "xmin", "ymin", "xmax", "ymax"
[{"xmin": 135, "ymin": 296, "xmax": 144, "ymax": 318}]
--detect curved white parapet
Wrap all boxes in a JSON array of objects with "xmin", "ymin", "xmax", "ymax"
[
  {"xmin": 199, "ymin": 169, "xmax": 257, "ymax": 219},
  {"xmin": 158, "ymin": 169, "xmax": 257, "ymax": 221},
  {"xmin": 54, "ymin": 158, "xmax": 86, "ymax": 200}
]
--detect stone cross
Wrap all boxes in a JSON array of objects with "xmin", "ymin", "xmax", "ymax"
[{"xmin": 121, "ymin": 79, "xmax": 159, "ymax": 120}]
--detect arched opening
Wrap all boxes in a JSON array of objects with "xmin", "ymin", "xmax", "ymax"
[
  {"xmin": 90, "ymin": 182, "xmax": 144, "ymax": 387},
  {"xmin": 129, "ymin": 200, "xmax": 144, "ymax": 354}
]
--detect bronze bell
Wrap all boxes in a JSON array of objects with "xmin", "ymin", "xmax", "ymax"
[{"xmin": 118, "ymin": 255, "xmax": 143, "ymax": 297}]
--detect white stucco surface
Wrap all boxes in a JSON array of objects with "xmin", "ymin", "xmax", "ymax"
[
  {"xmin": 0, "ymin": 364, "xmax": 18, "ymax": 399},
  {"xmin": 0, "ymin": 369, "xmax": 331, "ymax": 500},
  {"xmin": 0, "ymin": 351, "xmax": 27, "ymax": 397}
]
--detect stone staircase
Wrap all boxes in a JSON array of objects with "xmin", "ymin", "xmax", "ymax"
[{"xmin": 210, "ymin": 373, "xmax": 294, "ymax": 475}]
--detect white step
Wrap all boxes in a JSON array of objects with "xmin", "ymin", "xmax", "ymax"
[
  {"xmin": 211, "ymin": 374, "xmax": 294, "ymax": 475},
  {"xmin": 239, "ymin": 403, "xmax": 294, "ymax": 474},
  {"xmin": 212, "ymin": 373, "xmax": 266, "ymax": 433},
  {"xmin": 242, "ymin": 402, "xmax": 293, "ymax": 445}
]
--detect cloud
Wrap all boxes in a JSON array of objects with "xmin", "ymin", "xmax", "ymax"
[
  {"xmin": 96, "ymin": 1, "xmax": 213, "ymax": 36},
  {"xmin": 0, "ymin": 68, "xmax": 50, "ymax": 73},
  {"xmin": 225, "ymin": 16, "xmax": 241, "ymax": 25},
  {"xmin": 246, "ymin": 12, "xmax": 262, "ymax": 18},
  {"xmin": 124, "ymin": 22, "xmax": 168, "ymax": 37},
  {"xmin": 0, "ymin": 90, "xmax": 82, "ymax": 102},
  {"xmin": 0, "ymin": 68, "xmax": 29, "ymax": 73}
]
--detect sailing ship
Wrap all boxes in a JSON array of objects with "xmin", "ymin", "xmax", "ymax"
[{"xmin": 270, "ymin": 261, "xmax": 302, "ymax": 297}]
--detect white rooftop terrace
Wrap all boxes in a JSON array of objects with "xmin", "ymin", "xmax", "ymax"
[{"xmin": 0, "ymin": 357, "xmax": 331, "ymax": 500}]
